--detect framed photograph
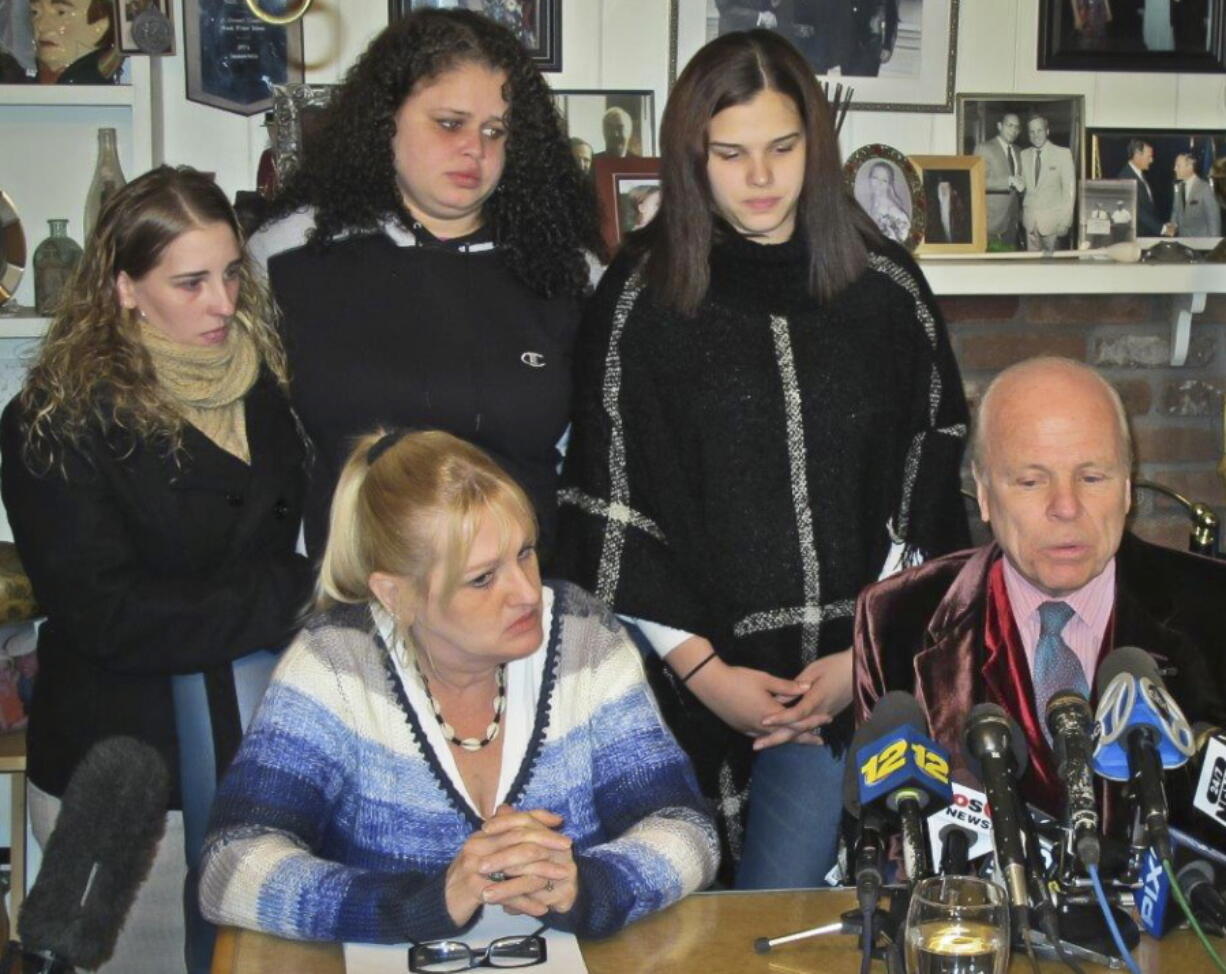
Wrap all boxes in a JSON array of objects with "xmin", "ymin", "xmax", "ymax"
[
  {"xmin": 593, "ymin": 156, "xmax": 660, "ymax": 254},
  {"xmin": 270, "ymin": 83, "xmax": 339, "ymax": 183},
  {"xmin": 115, "ymin": 0, "xmax": 175, "ymax": 56},
  {"xmin": 1039, "ymin": 0, "xmax": 1226, "ymax": 73},
  {"xmin": 389, "ymin": 0, "xmax": 561, "ymax": 72},
  {"xmin": 184, "ymin": 0, "xmax": 304, "ymax": 115},
  {"xmin": 1080, "ymin": 179, "xmax": 1138, "ymax": 250},
  {"xmin": 844, "ymin": 143, "xmax": 925, "ymax": 251},
  {"xmin": 551, "ymin": 90, "xmax": 656, "ymax": 179},
  {"xmin": 956, "ymin": 94, "xmax": 1085, "ymax": 253},
  {"xmin": 668, "ymin": 0, "xmax": 960, "ymax": 112},
  {"xmin": 1087, "ymin": 128, "xmax": 1225, "ymax": 239},
  {"xmin": 908, "ymin": 155, "xmax": 986, "ymax": 253}
]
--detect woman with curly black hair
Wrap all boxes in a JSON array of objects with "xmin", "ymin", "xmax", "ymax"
[{"xmin": 251, "ymin": 8, "xmax": 603, "ymax": 562}]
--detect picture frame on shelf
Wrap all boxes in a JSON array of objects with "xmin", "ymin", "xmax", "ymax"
[
  {"xmin": 843, "ymin": 143, "xmax": 925, "ymax": 252},
  {"xmin": 184, "ymin": 0, "xmax": 304, "ymax": 115},
  {"xmin": 956, "ymin": 94, "xmax": 1084, "ymax": 253},
  {"xmin": 1080, "ymin": 179, "xmax": 1137, "ymax": 251},
  {"xmin": 115, "ymin": 0, "xmax": 175, "ymax": 56},
  {"xmin": 551, "ymin": 90, "xmax": 656, "ymax": 177},
  {"xmin": 1087, "ymin": 128, "xmax": 1225, "ymax": 240},
  {"xmin": 0, "ymin": 189, "xmax": 25, "ymax": 305},
  {"xmin": 389, "ymin": 0, "xmax": 561, "ymax": 71},
  {"xmin": 1038, "ymin": 0, "xmax": 1226, "ymax": 73},
  {"xmin": 908, "ymin": 155, "xmax": 986, "ymax": 254},
  {"xmin": 270, "ymin": 83, "xmax": 338, "ymax": 183},
  {"xmin": 668, "ymin": 0, "xmax": 960, "ymax": 112},
  {"xmin": 4, "ymin": 0, "xmax": 125, "ymax": 84},
  {"xmin": 593, "ymin": 156, "xmax": 660, "ymax": 255}
]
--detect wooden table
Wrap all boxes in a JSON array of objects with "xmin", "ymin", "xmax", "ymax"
[{"xmin": 212, "ymin": 888, "xmax": 1212, "ymax": 973}]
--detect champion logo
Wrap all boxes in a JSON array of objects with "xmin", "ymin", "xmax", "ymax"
[{"xmin": 520, "ymin": 351, "xmax": 546, "ymax": 368}]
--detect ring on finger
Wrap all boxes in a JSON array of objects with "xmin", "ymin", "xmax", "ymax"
[
  {"xmin": 544, "ymin": 880, "xmax": 555, "ymax": 892},
  {"xmin": 488, "ymin": 870, "xmax": 508, "ymax": 882}
]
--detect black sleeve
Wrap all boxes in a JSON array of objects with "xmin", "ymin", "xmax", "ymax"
[
  {"xmin": 874, "ymin": 244, "xmax": 972, "ymax": 560},
  {"xmin": 0, "ymin": 403, "xmax": 312, "ymax": 677},
  {"xmin": 554, "ymin": 258, "xmax": 709, "ymax": 637}
]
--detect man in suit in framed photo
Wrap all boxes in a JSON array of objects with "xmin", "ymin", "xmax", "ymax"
[
  {"xmin": 1020, "ymin": 115, "xmax": 1076, "ymax": 252},
  {"xmin": 1117, "ymin": 139, "xmax": 1163, "ymax": 236},
  {"xmin": 1164, "ymin": 152, "xmax": 1221, "ymax": 238},
  {"xmin": 974, "ymin": 112, "xmax": 1025, "ymax": 248}
]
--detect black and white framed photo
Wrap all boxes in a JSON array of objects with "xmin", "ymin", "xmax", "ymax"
[
  {"xmin": 1088, "ymin": 128, "xmax": 1225, "ymax": 240},
  {"xmin": 843, "ymin": 143, "xmax": 925, "ymax": 251},
  {"xmin": 551, "ymin": 90, "xmax": 656, "ymax": 178},
  {"xmin": 956, "ymin": 93, "xmax": 1085, "ymax": 253},
  {"xmin": 185, "ymin": 0, "xmax": 303, "ymax": 115},
  {"xmin": 389, "ymin": 0, "xmax": 561, "ymax": 71},
  {"xmin": 1080, "ymin": 179, "xmax": 1138, "ymax": 250},
  {"xmin": 669, "ymin": 0, "xmax": 960, "ymax": 112},
  {"xmin": 1039, "ymin": 0, "xmax": 1226, "ymax": 73},
  {"xmin": 908, "ymin": 154, "xmax": 986, "ymax": 253},
  {"xmin": 115, "ymin": 0, "xmax": 175, "ymax": 56}
]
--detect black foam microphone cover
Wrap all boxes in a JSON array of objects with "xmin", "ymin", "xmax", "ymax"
[{"xmin": 19, "ymin": 736, "xmax": 170, "ymax": 971}]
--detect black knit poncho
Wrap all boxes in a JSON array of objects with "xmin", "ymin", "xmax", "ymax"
[{"xmin": 555, "ymin": 226, "xmax": 970, "ymax": 868}]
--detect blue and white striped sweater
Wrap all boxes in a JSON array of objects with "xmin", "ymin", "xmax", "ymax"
[{"xmin": 199, "ymin": 582, "xmax": 718, "ymax": 943}]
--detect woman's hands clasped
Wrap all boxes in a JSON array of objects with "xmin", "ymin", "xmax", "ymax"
[
  {"xmin": 444, "ymin": 805, "xmax": 578, "ymax": 927},
  {"xmin": 674, "ymin": 636, "xmax": 854, "ymax": 751}
]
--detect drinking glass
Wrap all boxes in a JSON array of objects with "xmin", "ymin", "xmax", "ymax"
[{"xmin": 904, "ymin": 875, "xmax": 1010, "ymax": 974}]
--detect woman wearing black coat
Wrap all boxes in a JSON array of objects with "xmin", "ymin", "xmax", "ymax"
[{"xmin": 0, "ymin": 166, "xmax": 310, "ymax": 972}]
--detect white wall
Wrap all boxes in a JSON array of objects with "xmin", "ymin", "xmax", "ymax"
[{"xmin": 143, "ymin": 0, "xmax": 1226, "ymax": 204}]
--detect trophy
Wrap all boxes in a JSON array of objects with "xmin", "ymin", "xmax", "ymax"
[{"xmin": 1209, "ymin": 158, "xmax": 1226, "ymax": 263}]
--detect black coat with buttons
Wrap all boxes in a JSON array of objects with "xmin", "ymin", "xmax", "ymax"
[{"xmin": 0, "ymin": 370, "xmax": 312, "ymax": 808}]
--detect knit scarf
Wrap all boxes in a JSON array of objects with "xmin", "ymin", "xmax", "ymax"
[{"xmin": 141, "ymin": 320, "xmax": 260, "ymax": 463}]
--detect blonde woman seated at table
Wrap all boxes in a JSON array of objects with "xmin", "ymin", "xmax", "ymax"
[{"xmin": 198, "ymin": 429, "xmax": 718, "ymax": 943}]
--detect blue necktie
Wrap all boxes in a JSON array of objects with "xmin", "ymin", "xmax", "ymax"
[{"xmin": 1033, "ymin": 601, "xmax": 1088, "ymax": 741}]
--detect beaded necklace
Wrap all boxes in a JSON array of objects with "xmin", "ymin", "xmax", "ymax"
[{"xmin": 414, "ymin": 660, "xmax": 507, "ymax": 752}]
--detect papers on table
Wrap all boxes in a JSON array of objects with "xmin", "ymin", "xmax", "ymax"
[{"xmin": 343, "ymin": 908, "xmax": 588, "ymax": 974}]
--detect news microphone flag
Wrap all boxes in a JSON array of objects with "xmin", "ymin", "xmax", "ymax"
[
  {"xmin": 1193, "ymin": 728, "xmax": 1226, "ymax": 830},
  {"xmin": 855, "ymin": 723, "xmax": 954, "ymax": 813}
]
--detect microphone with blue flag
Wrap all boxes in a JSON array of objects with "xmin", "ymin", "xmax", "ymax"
[
  {"xmin": 1092, "ymin": 646, "xmax": 1195, "ymax": 862},
  {"xmin": 852, "ymin": 691, "xmax": 954, "ymax": 883}
]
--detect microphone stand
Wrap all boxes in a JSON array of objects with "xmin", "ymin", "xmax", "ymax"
[{"xmin": 753, "ymin": 884, "xmax": 913, "ymax": 965}]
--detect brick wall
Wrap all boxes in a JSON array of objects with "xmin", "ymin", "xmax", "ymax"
[{"xmin": 940, "ymin": 293, "xmax": 1226, "ymax": 555}]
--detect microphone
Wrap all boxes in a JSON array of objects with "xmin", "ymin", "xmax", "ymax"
[
  {"xmin": 12, "ymin": 737, "xmax": 169, "ymax": 972},
  {"xmin": 963, "ymin": 703, "xmax": 1031, "ymax": 921},
  {"xmin": 1092, "ymin": 646, "xmax": 1195, "ymax": 862},
  {"xmin": 843, "ymin": 721, "xmax": 886, "ymax": 915},
  {"xmin": 937, "ymin": 822, "xmax": 975, "ymax": 875},
  {"xmin": 1046, "ymin": 689, "xmax": 1101, "ymax": 869},
  {"xmin": 851, "ymin": 691, "xmax": 954, "ymax": 884},
  {"xmin": 1177, "ymin": 860, "xmax": 1226, "ymax": 930}
]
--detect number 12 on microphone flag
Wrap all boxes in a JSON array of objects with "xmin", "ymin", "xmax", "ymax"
[{"xmin": 857, "ymin": 725, "xmax": 953, "ymax": 809}]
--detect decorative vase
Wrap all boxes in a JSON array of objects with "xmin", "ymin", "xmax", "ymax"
[
  {"xmin": 83, "ymin": 128, "xmax": 126, "ymax": 242},
  {"xmin": 32, "ymin": 220, "xmax": 82, "ymax": 316}
]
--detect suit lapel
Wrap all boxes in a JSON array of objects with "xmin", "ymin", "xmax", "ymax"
[{"xmin": 913, "ymin": 545, "xmax": 997, "ymax": 776}]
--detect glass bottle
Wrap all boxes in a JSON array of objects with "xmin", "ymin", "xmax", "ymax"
[
  {"xmin": 83, "ymin": 128, "xmax": 126, "ymax": 243},
  {"xmin": 32, "ymin": 220, "xmax": 83, "ymax": 316}
]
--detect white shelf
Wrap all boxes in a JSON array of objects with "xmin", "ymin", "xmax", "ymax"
[
  {"xmin": 0, "ymin": 85, "xmax": 135, "ymax": 108},
  {"xmin": 0, "ymin": 310, "xmax": 48, "ymax": 339},
  {"xmin": 919, "ymin": 259, "xmax": 1226, "ymax": 297}
]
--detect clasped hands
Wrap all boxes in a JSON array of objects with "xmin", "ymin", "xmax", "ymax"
[
  {"xmin": 683, "ymin": 643, "xmax": 854, "ymax": 751},
  {"xmin": 445, "ymin": 805, "xmax": 578, "ymax": 927}
]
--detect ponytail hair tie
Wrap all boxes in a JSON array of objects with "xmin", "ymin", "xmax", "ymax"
[{"xmin": 366, "ymin": 428, "xmax": 411, "ymax": 466}]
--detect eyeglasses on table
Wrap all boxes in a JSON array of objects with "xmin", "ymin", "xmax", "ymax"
[{"xmin": 407, "ymin": 925, "xmax": 548, "ymax": 972}]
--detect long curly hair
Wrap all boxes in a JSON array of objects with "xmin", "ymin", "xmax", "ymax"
[
  {"xmin": 264, "ymin": 8, "xmax": 603, "ymax": 298},
  {"xmin": 19, "ymin": 165, "xmax": 290, "ymax": 473}
]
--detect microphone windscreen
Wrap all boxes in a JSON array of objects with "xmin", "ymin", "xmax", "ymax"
[
  {"xmin": 1096, "ymin": 645, "xmax": 1162, "ymax": 696},
  {"xmin": 1045, "ymin": 689, "xmax": 1092, "ymax": 724},
  {"xmin": 19, "ymin": 736, "xmax": 170, "ymax": 970},
  {"xmin": 844, "ymin": 722, "xmax": 878, "ymax": 813},
  {"xmin": 866, "ymin": 691, "xmax": 928, "ymax": 737},
  {"xmin": 964, "ymin": 702, "xmax": 1029, "ymax": 779}
]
